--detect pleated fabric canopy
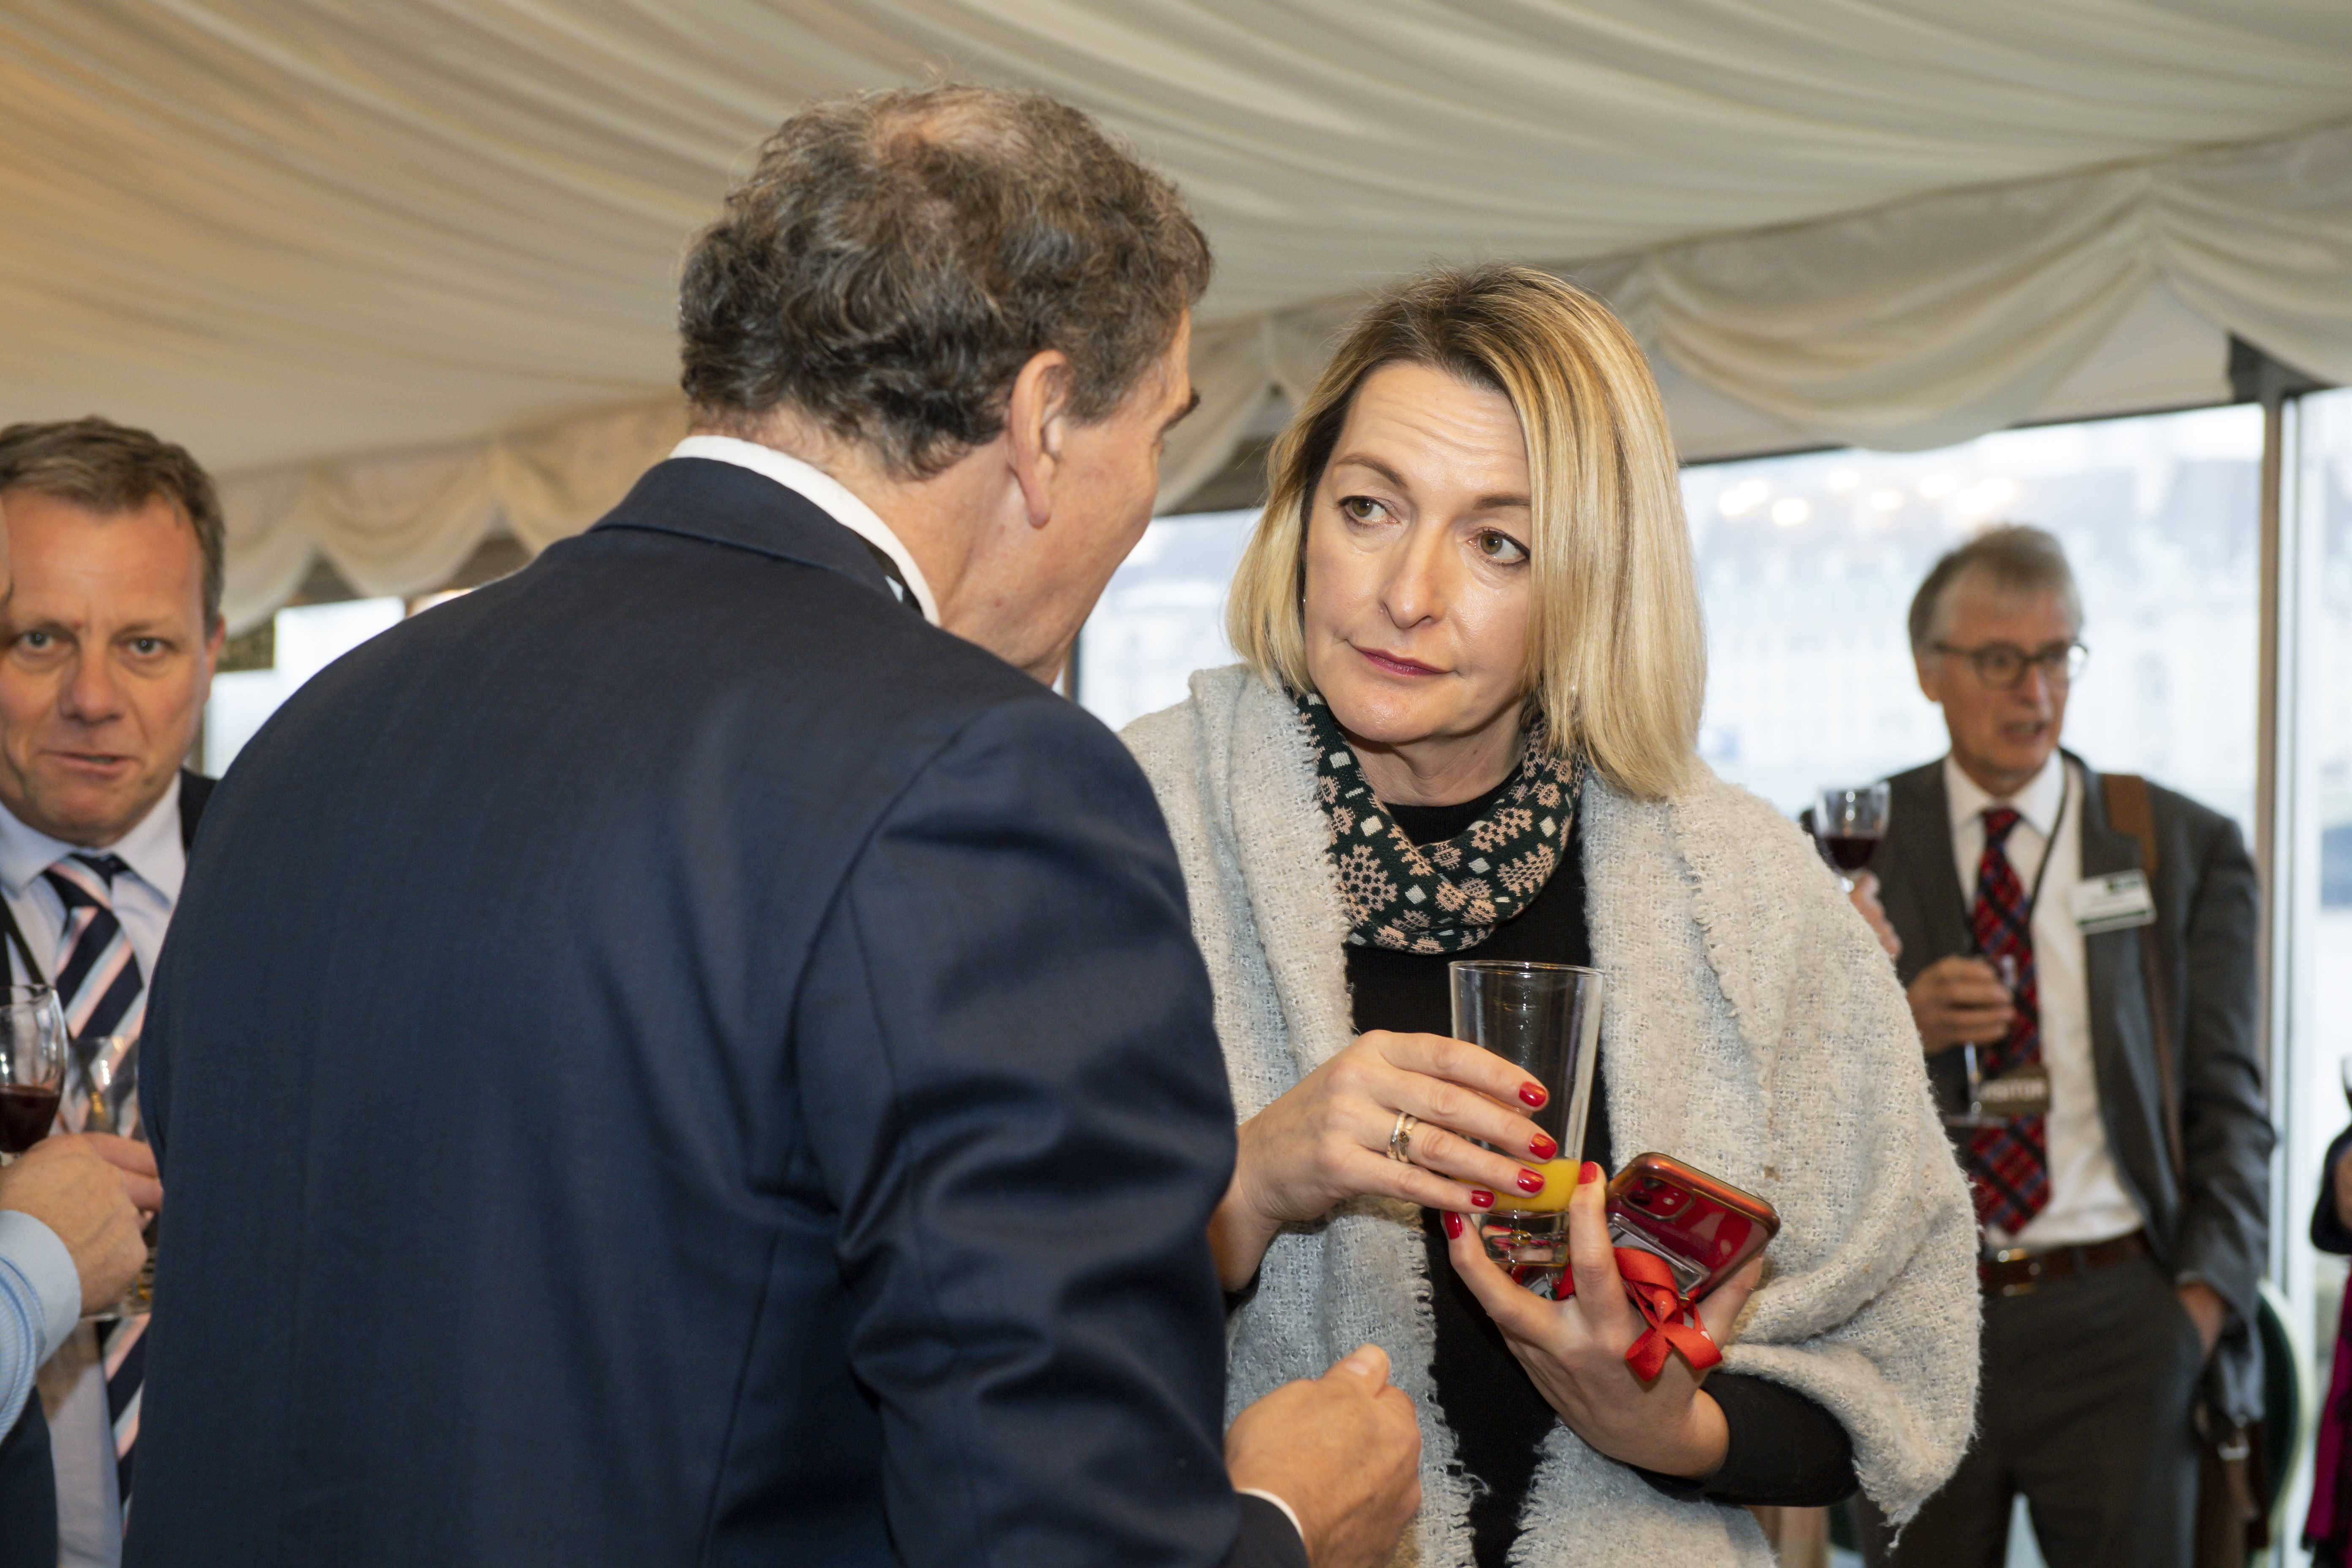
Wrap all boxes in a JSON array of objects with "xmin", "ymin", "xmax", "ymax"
[{"xmin": 3, "ymin": 0, "xmax": 2350, "ymax": 629}]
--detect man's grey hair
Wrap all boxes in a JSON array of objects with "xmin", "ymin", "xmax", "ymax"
[
  {"xmin": 1907, "ymin": 523, "xmax": 2083, "ymax": 654},
  {"xmin": 678, "ymin": 84, "xmax": 1213, "ymax": 480},
  {"xmin": 0, "ymin": 416, "xmax": 226, "ymax": 632}
]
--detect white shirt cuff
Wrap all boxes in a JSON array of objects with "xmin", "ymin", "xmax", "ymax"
[
  {"xmin": 1236, "ymin": 1487, "xmax": 1307, "ymax": 1554},
  {"xmin": 0, "ymin": 1208, "xmax": 80, "ymax": 1358}
]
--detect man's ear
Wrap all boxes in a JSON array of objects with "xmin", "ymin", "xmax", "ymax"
[
  {"xmin": 1915, "ymin": 651, "xmax": 1944, "ymax": 705},
  {"xmin": 1005, "ymin": 349, "xmax": 1075, "ymax": 530}
]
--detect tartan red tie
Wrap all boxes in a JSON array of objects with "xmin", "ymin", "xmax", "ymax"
[{"xmin": 1965, "ymin": 807, "xmax": 2048, "ymax": 1231}]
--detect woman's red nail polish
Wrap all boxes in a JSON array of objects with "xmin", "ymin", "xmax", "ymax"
[
  {"xmin": 1470, "ymin": 1189, "xmax": 1495, "ymax": 1209},
  {"xmin": 1516, "ymin": 1168, "xmax": 1545, "ymax": 1194},
  {"xmin": 1519, "ymin": 1083, "xmax": 1548, "ymax": 1108},
  {"xmin": 1529, "ymin": 1133, "xmax": 1558, "ymax": 1161},
  {"xmin": 1579, "ymin": 1161, "xmax": 1604, "ymax": 1185},
  {"xmin": 1443, "ymin": 1210, "xmax": 1464, "ymax": 1239}
]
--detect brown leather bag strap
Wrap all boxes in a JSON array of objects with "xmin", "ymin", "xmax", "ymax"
[
  {"xmin": 2102, "ymin": 772, "xmax": 2189, "ymax": 1186},
  {"xmin": 2104, "ymin": 770, "xmax": 2160, "ymax": 881},
  {"xmin": 2106, "ymin": 776, "xmax": 2263, "ymax": 1554}
]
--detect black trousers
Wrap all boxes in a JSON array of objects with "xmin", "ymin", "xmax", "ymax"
[
  {"xmin": 0, "ymin": 1398, "xmax": 56, "ymax": 1568},
  {"xmin": 1862, "ymin": 1254, "xmax": 2205, "ymax": 1568}
]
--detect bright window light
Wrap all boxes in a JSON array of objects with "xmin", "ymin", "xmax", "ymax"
[
  {"xmin": 204, "ymin": 597, "xmax": 406, "ymax": 775},
  {"xmin": 1074, "ymin": 509, "xmax": 1260, "ymax": 735}
]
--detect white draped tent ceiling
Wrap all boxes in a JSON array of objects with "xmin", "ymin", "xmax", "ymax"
[{"xmin": 5, "ymin": 1, "xmax": 2352, "ymax": 632}]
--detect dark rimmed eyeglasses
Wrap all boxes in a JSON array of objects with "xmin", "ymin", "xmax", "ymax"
[{"xmin": 1930, "ymin": 639, "xmax": 2089, "ymax": 690}]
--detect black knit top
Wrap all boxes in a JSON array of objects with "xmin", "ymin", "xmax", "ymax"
[{"xmin": 1345, "ymin": 778, "xmax": 1857, "ymax": 1566}]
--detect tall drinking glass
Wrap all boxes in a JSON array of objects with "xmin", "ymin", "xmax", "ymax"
[
  {"xmin": 0, "ymin": 985, "xmax": 67, "ymax": 1163},
  {"xmin": 1944, "ymin": 952, "xmax": 2027, "ymax": 1128},
  {"xmin": 1450, "ymin": 960, "xmax": 1604, "ymax": 1282},
  {"xmin": 79, "ymin": 1033, "xmax": 154, "ymax": 1320}
]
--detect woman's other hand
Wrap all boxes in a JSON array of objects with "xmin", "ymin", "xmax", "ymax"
[
  {"xmin": 1209, "ymin": 1029, "xmax": 1558, "ymax": 1290},
  {"xmin": 1441, "ymin": 1160, "xmax": 1765, "ymax": 1478}
]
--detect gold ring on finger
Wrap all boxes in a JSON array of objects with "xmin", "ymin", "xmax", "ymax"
[{"xmin": 1387, "ymin": 1111, "xmax": 1418, "ymax": 1164}]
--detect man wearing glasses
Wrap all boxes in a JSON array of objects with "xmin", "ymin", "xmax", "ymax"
[{"xmin": 1857, "ymin": 525, "xmax": 2269, "ymax": 1568}]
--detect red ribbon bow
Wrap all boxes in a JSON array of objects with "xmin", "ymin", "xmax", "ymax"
[{"xmin": 1558, "ymin": 1247, "xmax": 1723, "ymax": 1380}]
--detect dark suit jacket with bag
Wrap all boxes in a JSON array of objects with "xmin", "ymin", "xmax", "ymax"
[
  {"xmin": 1870, "ymin": 751, "xmax": 2271, "ymax": 1423},
  {"xmin": 121, "ymin": 459, "xmax": 1304, "ymax": 1567}
]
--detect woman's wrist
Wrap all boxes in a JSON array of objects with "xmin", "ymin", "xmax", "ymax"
[
  {"xmin": 1597, "ymin": 1388, "xmax": 1728, "ymax": 1480},
  {"xmin": 1655, "ymin": 1389, "xmax": 1730, "ymax": 1479},
  {"xmin": 1208, "ymin": 1197, "xmax": 1279, "ymax": 1291},
  {"xmin": 1208, "ymin": 1157, "xmax": 1284, "ymax": 1291}
]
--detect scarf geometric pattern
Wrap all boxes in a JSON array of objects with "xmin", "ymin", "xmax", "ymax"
[{"xmin": 1296, "ymin": 689, "xmax": 1584, "ymax": 953}]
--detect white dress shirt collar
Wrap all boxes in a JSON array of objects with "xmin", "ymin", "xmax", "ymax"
[
  {"xmin": 1944, "ymin": 749, "xmax": 2066, "ymax": 841},
  {"xmin": 0, "ymin": 771, "xmax": 185, "ymax": 906},
  {"xmin": 669, "ymin": 435, "xmax": 939, "ymax": 625}
]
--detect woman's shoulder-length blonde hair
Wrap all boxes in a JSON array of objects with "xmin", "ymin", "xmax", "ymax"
[{"xmin": 1225, "ymin": 264, "xmax": 1705, "ymax": 801}]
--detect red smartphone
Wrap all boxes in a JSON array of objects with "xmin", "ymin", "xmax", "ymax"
[{"xmin": 1604, "ymin": 1153, "xmax": 1779, "ymax": 1301}]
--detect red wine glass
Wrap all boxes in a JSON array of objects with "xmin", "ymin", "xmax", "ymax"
[
  {"xmin": 1813, "ymin": 784, "xmax": 1892, "ymax": 892},
  {"xmin": 0, "ymin": 984, "xmax": 68, "ymax": 1163}
]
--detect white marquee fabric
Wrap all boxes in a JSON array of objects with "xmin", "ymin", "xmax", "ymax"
[
  {"xmin": 1171, "ymin": 115, "xmax": 2352, "ymax": 497},
  {"xmin": 5, "ymin": 3, "xmax": 2352, "ymax": 629}
]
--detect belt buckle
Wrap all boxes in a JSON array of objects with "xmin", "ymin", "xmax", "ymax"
[{"xmin": 1988, "ymin": 1245, "xmax": 2043, "ymax": 1297}]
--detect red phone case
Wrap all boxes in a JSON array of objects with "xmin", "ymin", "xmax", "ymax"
[{"xmin": 1604, "ymin": 1152, "xmax": 1780, "ymax": 1300}]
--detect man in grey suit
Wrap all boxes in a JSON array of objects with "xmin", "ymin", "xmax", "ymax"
[{"xmin": 1856, "ymin": 525, "xmax": 2269, "ymax": 1567}]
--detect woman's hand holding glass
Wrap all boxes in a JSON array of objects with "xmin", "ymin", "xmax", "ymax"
[
  {"xmin": 1440, "ymin": 1160, "xmax": 1765, "ymax": 1478},
  {"xmin": 1209, "ymin": 1029, "xmax": 1557, "ymax": 1290}
]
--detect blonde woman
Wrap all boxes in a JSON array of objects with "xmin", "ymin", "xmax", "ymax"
[{"xmin": 1122, "ymin": 265, "xmax": 1978, "ymax": 1566}]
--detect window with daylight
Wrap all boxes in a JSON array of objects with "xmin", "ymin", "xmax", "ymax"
[
  {"xmin": 1681, "ymin": 404, "xmax": 2264, "ymax": 836},
  {"xmin": 1074, "ymin": 508, "xmax": 1259, "ymax": 735},
  {"xmin": 2281, "ymin": 386, "xmax": 2352, "ymax": 1388},
  {"xmin": 204, "ymin": 597, "xmax": 408, "ymax": 775}
]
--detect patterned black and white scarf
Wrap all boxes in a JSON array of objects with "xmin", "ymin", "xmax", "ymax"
[{"xmin": 1296, "ymin": 689, "xmax": 1586, "ymax": 954}]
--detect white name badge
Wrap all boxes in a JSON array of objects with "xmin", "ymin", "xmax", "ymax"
[
  {"xmin": 2070, "ymin": 870, "xmax": 2157, "ymax": 934},
  {"xmin": 1979, "ymin": 1064, "xmax": 2053, "ymax": 1120}
]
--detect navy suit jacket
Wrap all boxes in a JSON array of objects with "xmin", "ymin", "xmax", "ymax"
[{"xmin": 124, "ymin": 460, "xmax": 1303, "ymax": 1566}]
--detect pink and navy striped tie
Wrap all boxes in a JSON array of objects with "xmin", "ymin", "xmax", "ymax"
[
  {"xmin": 44, "ymin": 852, "xmax": 144, "ymax": 1131},
  {"xmin": 42, "ymin": 851, "xmax": 147, "ymax": 1506},
  {"xmin": 1964, "ymin": 808, "xmax": 2049, "ymax": 1232}
]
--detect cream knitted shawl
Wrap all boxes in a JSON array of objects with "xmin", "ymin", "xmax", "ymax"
[{"xmin": 1122, "ymin": 666, "xmax": 1979, "ymax": 1568}]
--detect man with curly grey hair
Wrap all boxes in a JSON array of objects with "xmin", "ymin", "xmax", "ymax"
[{"xmin": 123, "ymin": 85, "xmax": 1418, "ymax": 1568}]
